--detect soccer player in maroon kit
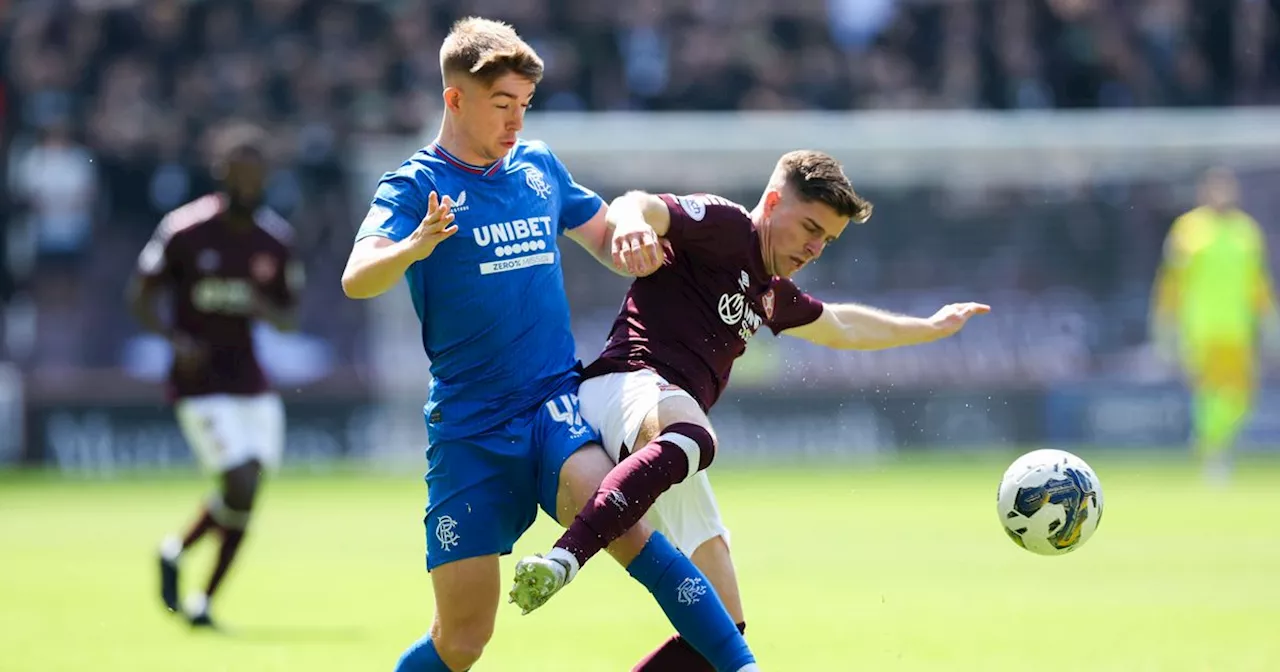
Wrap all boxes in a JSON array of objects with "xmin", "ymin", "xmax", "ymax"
[
  {"xmin": 511, "ymin": 150, "xmax": 989, "ymax": 668},
  {"xmin": 128, "ymin": 125, "xmax": 303, "ymax": 628}
]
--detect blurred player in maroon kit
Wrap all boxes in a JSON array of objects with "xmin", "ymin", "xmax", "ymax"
[
  {"xmin": 128, "ymin": 125, "xmax": 303, "ymax": 628},
  {"xmin": 511, "ymin": 150, "xmax": 989, "ymax": 668}
]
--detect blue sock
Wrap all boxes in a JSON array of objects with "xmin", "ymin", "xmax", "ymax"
[
  {"xmin": 626, "ymin": 532, "xmax": 755, "ymax": 671},
  {"xmin": 395, "ymin": 633, "xmax": 452, "ymax": 672}
]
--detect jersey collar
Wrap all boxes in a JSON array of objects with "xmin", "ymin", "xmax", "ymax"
[{"xmin": 427, "ymin": 143, "xmax": 505, "ymax": 178}]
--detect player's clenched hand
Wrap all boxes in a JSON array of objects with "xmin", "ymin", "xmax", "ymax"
[
  {"xmin": 926, "ymin": 302, "xmax": 991, "ymax": 337},
  {"xmin": 405, "ymin": 191, "xmax": 458, "ymax": 261},
  {"xmin": 612, "ymin": 221, "xmax": 663, "ymax": 277}
]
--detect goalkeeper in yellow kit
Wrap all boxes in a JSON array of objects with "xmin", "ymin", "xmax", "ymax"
[{"xmin": 1151, "ymin": 168, "xmax": 1279, "ymax": 481}]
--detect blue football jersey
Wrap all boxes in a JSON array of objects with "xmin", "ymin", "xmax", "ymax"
[{"xmin": 357, "ymin": 140, "xmax": 604, "ymax": 442}]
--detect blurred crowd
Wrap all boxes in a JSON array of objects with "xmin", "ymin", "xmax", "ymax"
[{"xmin": 3, "ymin": 0, "xmax": 1280, "ymax": 387}]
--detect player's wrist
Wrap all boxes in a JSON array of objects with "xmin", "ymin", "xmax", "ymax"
[{"xmin": 394, "ymin": 234, "xmax": 435, "ymax": 263}]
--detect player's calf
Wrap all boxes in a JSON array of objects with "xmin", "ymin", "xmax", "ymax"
[
  {"xmin": 552, "ymin": 421, "xmax": 716, "ymax": 570},
  {"xmin": 400, "ymin": 554, "xmax": 500, "ymax": 671},
  {"xmin": 181, "ymin": 460, "xmax": 263, "ymax": 627},
  {"xmin": 157, "ymin": 493, "xmax": 228, "ymax": 614}
]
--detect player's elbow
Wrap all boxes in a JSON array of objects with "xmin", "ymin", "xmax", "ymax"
[
  {"xmin": 340, "ymin": 260, "xmax": 385, "ymax": 300},
  {"xmin": 340, "ymin": 272, "xmax": 363, "ymax": 299},
  {"xmin": 341, "ymin": 273, "xmax": 376, "ymax": 300}
]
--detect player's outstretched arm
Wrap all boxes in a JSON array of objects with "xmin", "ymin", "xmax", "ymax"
[
  {"xmin": 564, "ymin": 203, "xmax": 630, "ymax": 278},
  {"xmin": 565, "ymin": 196, "xmax": 665, "ymax": 278},
  {"xmin": 342, "ymin": 192, "xmax": 455, "ymax": 299},
  {"xmin": 1149, "ymin": 219, "xmax": 1187, "ymax": 357},
  {"xmin": 783, "ymin": 301, "xmax": 990, "ymax": 350}
]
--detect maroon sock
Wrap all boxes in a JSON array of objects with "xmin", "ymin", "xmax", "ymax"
[
  {"xmin": 181, "ymin": 505, "xmax": 220, "ymax": 550},
  {"xmin": 632, "ymin": 622, "xmax": 747, "ymax": 671},
  {"xmin": 205, "ymin": 526, "xmax": 247, "ymax": 598},
  {"xmin": 554, "ymin": 423, "xmax": 715, "ymax": 568}
]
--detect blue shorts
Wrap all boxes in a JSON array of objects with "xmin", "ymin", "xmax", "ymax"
[{"xmin": 422, "ymin": 378, "xmax": 599, "ymax": 571}]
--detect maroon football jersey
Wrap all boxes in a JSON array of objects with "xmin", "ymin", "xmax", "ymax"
[
  {"xmin": 584, "ymin": 194, "xmax": 824, "ymax": 410},
  {"xmin": 136, "ymin": 194, "xmax": 301, "ymax": 400}
]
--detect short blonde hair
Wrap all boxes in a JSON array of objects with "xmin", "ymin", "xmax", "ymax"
[{"xmin": 440, "ymin": 17, "xmax": 544, "ymax": 86}]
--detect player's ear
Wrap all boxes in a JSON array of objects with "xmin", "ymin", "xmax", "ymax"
[
  {"xmin": 762, "ymin": 189, "xmax": 782, "ymax": 217},
  {"xmin": 443, "ymin": 86, "xmax": 463, "ymax": 113}
]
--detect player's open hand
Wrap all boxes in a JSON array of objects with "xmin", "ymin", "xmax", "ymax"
[
  {"xmin": 612, "ymin": 221, "xmax": 663, "ymax": 277},
  {"xmin": 927, "ymin": 302, "xmax": 991, "ymax": 337},
  {"xmin": 406, "ymin": 191, "xmax": 458, "ymax": 260}
]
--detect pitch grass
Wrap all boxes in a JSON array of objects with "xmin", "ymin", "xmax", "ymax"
[{"xmin": 2, "ymin": 452, "xmax": 1279, "ymax": 671}]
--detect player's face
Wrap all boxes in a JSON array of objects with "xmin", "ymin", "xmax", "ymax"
[
  {"xmin": 1200, "ymin": 169, "xmax": 1239, "ymax": 211},
  {"xmin": 763, "ymin": 186, "xmax": 850, "ymax": 277},
  {"xmin": 223, "ymin": 153, "xmax": 266, "ymax": 209},
  {"xmin": 451, "ymin": 73, "xmax": 536, "ymax": 163}
]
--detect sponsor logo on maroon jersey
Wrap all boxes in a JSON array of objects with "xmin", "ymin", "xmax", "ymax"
[
  {"xmin": 761, "ymin": 289, "xmax": 775, "ymax": 320},
  {"xmin": 676, "ymin": 196, "xmax": 707, "ymax": 221}
]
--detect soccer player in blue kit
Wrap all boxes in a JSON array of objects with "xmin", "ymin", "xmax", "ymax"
[{"xmin": 341, "ymin": 17, "xmax": 759, "ymax": 672}]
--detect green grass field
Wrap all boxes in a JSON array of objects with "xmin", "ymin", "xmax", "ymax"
[{"xmin": 3, "ymin": 453, "xmax": 1279, "ymax": 671}]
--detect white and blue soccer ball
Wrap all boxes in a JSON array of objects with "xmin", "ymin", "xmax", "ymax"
[{"xmin": 997, "ymin": 449, "xmax": 1104, "ymax": 556}]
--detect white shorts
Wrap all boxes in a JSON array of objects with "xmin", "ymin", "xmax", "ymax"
[
  {"xmin": 175, "ymin": 393, "xmax": 285, "ymax": 473},
  {"xmin": 578, "ymin": 369, "xmax": 729, "ymax": 556}
]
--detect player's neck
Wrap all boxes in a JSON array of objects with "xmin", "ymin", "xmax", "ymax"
[
  {"xmin": 435, "ymin": 122, "xmax": 496, "ymax": 168},
  {"xmin": 221, "ymin": 200, "xmax": 256, "ymax": 230},
  {"xmin": 752, "ymin": 210, "xmax": 778, "ymax": 276}
]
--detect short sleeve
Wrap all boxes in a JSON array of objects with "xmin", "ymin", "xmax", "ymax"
[
  {"xmin": 137, "ymin": 220, "xmax": 179, "ymax": 285},
  {"xmin": 658, "ymin": 193, "xmax": 752, "ymax": 265},
  {"xmin": 357, "ymin": 173, "xmax": 430, "ymax": 242},
  {"xmin": 1162, "ymin": 215, "xmax": 1193, "ymax": 269},
  {"xmin": 766, "ymin": 278, "xmax": 825, "ymax": 334},
  {"xmin": 547, "ymin": 150, "xmax": 603, "ymax": 233}
]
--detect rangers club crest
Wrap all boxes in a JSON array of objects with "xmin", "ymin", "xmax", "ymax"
[
  {"xmin": 761, "ymin": 289, "xmax": 775, "ymax": 320},
  {"xmin": 251, "ymin": 254, "xmax": 278, "ymax": 283},
  {"xmin": 524, "ymin": 167, "xmax": 552, "ymax": 199}
]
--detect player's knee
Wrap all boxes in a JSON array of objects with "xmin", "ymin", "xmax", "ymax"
[
  {"xmin": 435, "ymin": 622, "xmax": 493, "ymax": 668},
  {"xmin": 659, "ymin": 422, "xmax": 717, "ymax": 474},
  {"xmin": 221, "ymin": 459, "xmax": 262, "ymax": 512},
  {"xmin": 607, "ymin": 521, "xmax": 654, "ymax": 566}
]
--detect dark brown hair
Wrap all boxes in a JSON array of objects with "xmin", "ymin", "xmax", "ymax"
[
  {"xmin": 440, "ymin": 17, "xmax": 544, "ymax": 86},
  {"xmin": 777, "ymin": 150, "xmax": 873, "ymax": 224}
]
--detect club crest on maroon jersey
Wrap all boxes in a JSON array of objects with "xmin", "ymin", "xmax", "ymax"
[
  {"xmin": 251, "ymin": 254, "xmax": 278, "ymax": 283},
  {"xmin": 761, "ymin": 289, "xmax": 775, "ymax": 320}
]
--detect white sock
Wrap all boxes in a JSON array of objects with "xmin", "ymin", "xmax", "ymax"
[
  {"xmin": 184, "ymin": 592, "xmax": 209, "ymax": 617},
  {"xmin": 544, "ymin": 547, "xmax": 580, "ymax": 583},
  {"xmin": 736, "ymin": 665, "xmax": 761, "ymax": 672},
  {"xmin": 160, "ymin": 536, "xmax": 182, "ymax": 562}
]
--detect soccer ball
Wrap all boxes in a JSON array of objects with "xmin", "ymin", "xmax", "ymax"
[{"xmin": 996, "ymin": 449, "xmax": 1104, "ymax": 556}]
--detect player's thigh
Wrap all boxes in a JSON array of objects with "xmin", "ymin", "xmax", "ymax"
[
  {"xmin": 175, "ymin": 395, "xmax": 239, "ymax": 473},
  {"xmin": 534, "ymin": 380, "xmax": 602, "ymax": 519},
  {"xmin": 241, "ymin": 392, "xmax": 286, "ymax": 470},
  {"xmin": 580, "ymin": 369, "xmax": 710, "ymax": 460},
  {"xmin": 690, "ymin": 534, "xmax": 744, "ymax": 625},
  {"xmin": 425, "ymin": 435, "xmax": 537, "ymax": 571},
  {"xmin": 1186, "ymin": 339, "xmax": 1256, "ymax": 393},
  {"xmin": 428, "ymin": 553, "xmax": 501, "ymax": 648},
  {"xmin": 636, "ymin": 393, "xmax": 716, "ymax": 450}
]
